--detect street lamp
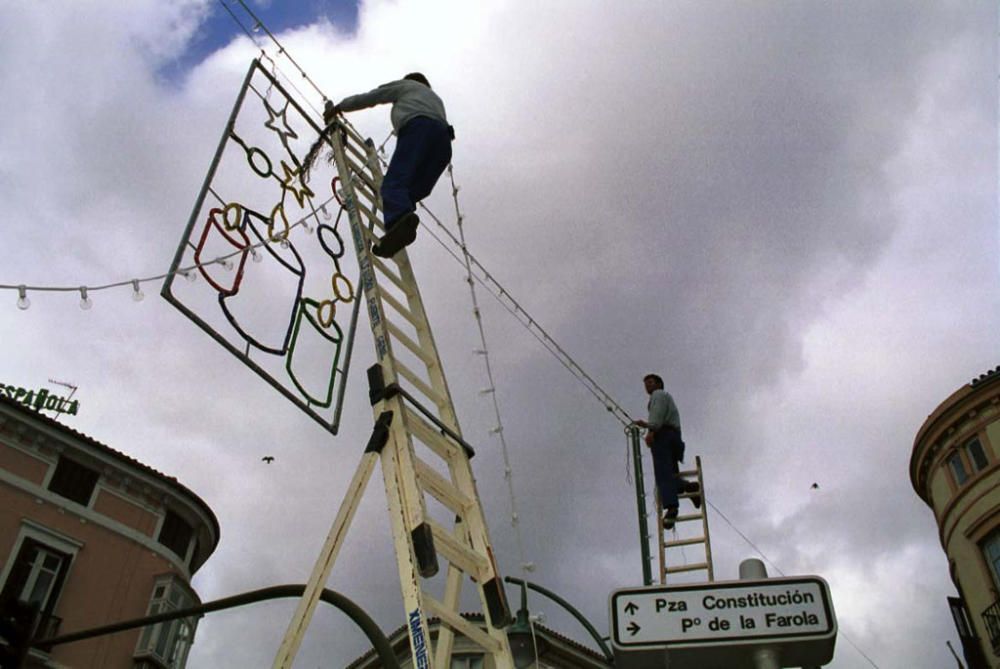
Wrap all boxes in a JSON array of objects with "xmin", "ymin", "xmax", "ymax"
[{"xmin": 506, "ymin": 581, "xmax": 549, "ymax": 668}]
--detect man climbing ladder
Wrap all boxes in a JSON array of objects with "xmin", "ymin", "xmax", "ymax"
[
  {"xmin": 275, "ymin": 100, "xmax": 514, "ymax": 669},
  {"xmin": 309, "ymin": 72, "xmax": 454, "ymax": 258}
]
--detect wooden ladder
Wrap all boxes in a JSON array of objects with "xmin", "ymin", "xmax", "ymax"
[
  {"xmin": 656, "ymin": 455, "xmax": 715, "ymax": 584},
  {"xmin": 272, "ymin": 121, "xmax": 514, "ymax": 669}
]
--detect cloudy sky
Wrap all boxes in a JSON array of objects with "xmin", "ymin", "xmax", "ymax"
[{"xmin": 1, "ymin": 1, "xmax": 997, "ymax": 667}]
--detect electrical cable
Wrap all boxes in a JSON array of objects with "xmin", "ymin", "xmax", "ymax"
[{"xmin": 0, "ymin": 197, "xmax": 334, "ymax": 308}]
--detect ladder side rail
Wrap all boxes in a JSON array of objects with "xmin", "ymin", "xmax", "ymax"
[
  {"xmin": 337, "ymin": 128, "xmax": 515, "ymax": 668},
  {"xmin": 656, "ymin": 488, "xmax": 666, "ymax": 584},
  {"xmin": 361, "ymin": 140, "xmax": 463, "ymax": 435},
  {"xmin": 333, "ymin": 133, "xmax": 432, "ymax": 542},
  {"xmin": 433, "ymin": 524, "xmax": 467, "ymax": 669},
  {"xmin": 380, "ymin": 424, "xmax": 438, "ymax": 669},
  {"xmin": 272, "ymin": 449, "xmax": 381, "ymax": 668},
  {"xmin": 334, "ymin": 132, "xmax": 439, "ymax": 667},
  {"xmin": 359, "ymin": 138, "xmax": 511, "ymax": 661},
  {"xmin": 696, "ymin": 455, "xmax": 714, "ymax": 581}
]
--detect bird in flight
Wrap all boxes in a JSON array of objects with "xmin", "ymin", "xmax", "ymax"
[{"xmin": 262, "ymin": 456, "xmax": 275, "ymax": 464}]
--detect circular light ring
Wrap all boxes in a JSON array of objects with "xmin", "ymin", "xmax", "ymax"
[
  {"xmin": 246, "ymin": 145, "xmax": 273, "ymax": 178},
  {"xmin": 317, "ymin": 224, "xmax": 345, "ymax": 260},
  {"xmin": 316, "ymin": 299, "xmax": 337, "ymax": 328},
  {"xmin": 330, "ymin": 272, "xmax": 354, "ymax": 303}
]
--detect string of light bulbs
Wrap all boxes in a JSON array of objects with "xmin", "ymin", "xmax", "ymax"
[
  {"xmin": 1, "ymin": 196, "xmax": 337, "ymax": 311},
  {"xmin": 446, "ymin": 163, "xmax": 536, "ymax": 579}
]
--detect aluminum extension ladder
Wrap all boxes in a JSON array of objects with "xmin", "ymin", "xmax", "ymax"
[
  {"xmin": 655, "ymin": 455, "xmax": 715, "ymax": 584},
  {"xmin": 272, "ymin": 121, "xmax": 514, "ymax": 668}
]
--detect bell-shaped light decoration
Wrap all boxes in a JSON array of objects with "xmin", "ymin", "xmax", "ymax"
[
  {"xmin": 79, "ymin": 286, "xmax": 93, "ymax": 310},
  {"xmin": 16, "ymin": 285, "xmax": 30, "ymax": 310}
]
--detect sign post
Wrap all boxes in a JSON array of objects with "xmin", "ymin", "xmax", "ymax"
[{"xmin": 609, "ymin": 571, "xmax": 836, "ymax": 668}]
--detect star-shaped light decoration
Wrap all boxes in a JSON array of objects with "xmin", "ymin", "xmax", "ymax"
[
  {"xmin": 277, "ymin": 160, "xmax": 315, "ymax": 209},
  {"xmin": 263, "ymin": 100, "xmax": 299, "ymax": 145}
]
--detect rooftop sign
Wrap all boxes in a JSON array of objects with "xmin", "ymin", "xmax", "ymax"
[
  {"xmin": 610, "ymin": 576, "xmax": 836, "ymax": 668},
  {"xmin": 1, "ymin": 382, "xmax": 80, "ymax": 416}
]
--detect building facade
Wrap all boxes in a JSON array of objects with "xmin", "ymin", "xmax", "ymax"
[
  {"xmin": 0, "ymin": 395, "xmax": 219, "ymax": 668},
  {"xmin": 911, "ymin": 365, "xmax": 1000, "ymax": 668}
]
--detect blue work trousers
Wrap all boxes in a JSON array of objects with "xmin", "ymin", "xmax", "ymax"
[
  {"xmin": 381, "ymin": 116, "xmax": 453, "ymax": 228},
  {"xmin": 650, "ymin": 427, "xmax": 686, "ymax": 509}
]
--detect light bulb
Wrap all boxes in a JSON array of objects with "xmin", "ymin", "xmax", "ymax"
[
  {"xmin": 79, "ymin": 287, "xmax": 92, "ymax": 310},
  {"xmin": 131, "ymin": 280, "xmax": 145, "ymax": 302},
  {"xmin": 16, "ymin": 285, "xmax": 29, "ymax": 310},
  {"xmin": 218, "ymin": 257, "xmax": 234, "ymax": 271},
  {"xmin": 320, "ymin": 205, "xmax": 331, "ymax": 221},
  {"xmin": 184, "ymin": 270, "xmax": 197, "ymax": 283},
  {"xmin": 252, "ymin": 21, "xmax": 262, "ymax": 33},
  {"xmin": 251, "ymin": 247, "xmax": 263, "ymax": 263},
  {"xmin": 301, "ymin": 221, "xmax": 312, "ymax": 234},
  {"xmin": 279, "ymin": 238, "xmax": 290, "ymax": 249}
]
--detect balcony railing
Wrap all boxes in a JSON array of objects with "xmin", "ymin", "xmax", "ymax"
[
  {"xmin": 36, "ymin": 614, "xmax": 62, "ymax": 652},
  {"xmin": 982, "ymin": 598, "xmax": 1000, "ymax": 655}
]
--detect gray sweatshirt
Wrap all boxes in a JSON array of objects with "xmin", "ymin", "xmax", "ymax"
[
  {"xmin": 647, "ymin": 389, "xmax": 681, "ymax": 432},
  {"xmin": 337, "ymin": 79, "xmax": 448, "ymax": 133}
]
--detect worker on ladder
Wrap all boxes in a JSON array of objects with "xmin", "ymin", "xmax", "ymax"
[
  {"xmin": 310, "ymin": 72, "xmax": 454, "ymax": 258},
  {"xmin": 636, "ymin": 373, "xmax": 701, "ymax": 530}
]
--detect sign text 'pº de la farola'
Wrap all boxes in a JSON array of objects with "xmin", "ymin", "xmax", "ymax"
[{"xmin": 1, "ymin": 382, "xmax": 80, "ymax": 416}]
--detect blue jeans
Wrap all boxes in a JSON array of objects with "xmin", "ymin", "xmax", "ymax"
[
  {"xmin": 650, "ymin": 427, "xmax": 686, "ymax": 509},
  {"xmin": 381, "ymin": 116, "xmax": 453, "ymax": 228}
]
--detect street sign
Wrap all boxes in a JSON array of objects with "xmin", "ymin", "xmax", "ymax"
[{"xmin": 610, "ymin": 576, "xmax": 836, "ymax": 668}]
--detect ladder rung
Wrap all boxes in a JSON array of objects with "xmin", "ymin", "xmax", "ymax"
[
  {"xmin": 386, "ymin": 320, "xmax": 436, "ymax": 367},
  {"xmin": 665, "ymin": 562, "xmax": 710, "ymax": 574},
  {"xmin": 675, "ymin": 512, "xmax": 703, "ymax": 522},
  {"xmin": 678, "ymin": 469, "xmax": 698, "ymax": 477},
  {"xmin": 414, "ymin": 457, "xmax": 473, "ymax": 515},
  {"xmin": 380, "ymin": 289, "xmax": 417, "ymax": 326},
  {"xmin": 351, "ymin": 198, "xmax": 382, "ymax": 230},
  {"xmin": 339, "ymin": 166, "xmax": 378, "ymax": 209},
  {"xmin": 353, "ymin": 183, "xmax": 380, "ymax": 214},
  {"xmin": 343, "ymin": 155, "xmax": 378, "ymax": 192},
  {"xmin": 426, "ymin": 518, "xmax": 490, "ymax": 581},
  {"xmin": 371, "ymin": 257, "xmax": 406, "ymax": 293},
  {"xmin": 344, "ymin": 135, "xmax": 370, "ymax": 164},
  {"xmin": 424, "ymin": 594, "xmax": 502, "ymax": 653},
  {"xmin": 395, "ymin": 360, "xmax": 448, "ymax": 409},
  {"xmin": 664, "ymin": 536, "xmax": 706, "ymax": 549},
  {"xmin": 339, "ymin": 122, "xmax": 368, "ymax": 149},
  {"xmin": 407, "ymin": 409, "xmax": 463, "ymax": 462}
]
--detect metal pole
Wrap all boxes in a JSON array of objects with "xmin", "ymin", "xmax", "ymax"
[
  {"xmin": 629, "ymin": 426, "xmax": 653, "ymax": 586},
  {"xmin": 739, "ymin": 559, "xmax": 780, "ymax": 669},
  {"xmin": 32, "ymin": 584, "xmax": 400, "ymax": 669},
  {"xmin": 504, "ymin": 576, "xmax": 614, "ymax": 663}
]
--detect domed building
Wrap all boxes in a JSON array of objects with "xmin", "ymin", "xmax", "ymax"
[
  {"xmin": 911, "ymin": 365, "xmax": 1000, "ymax": 669},
  {"xmin": 0, "ymin": 391, "xmax": 219, "ymax": 668}
]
